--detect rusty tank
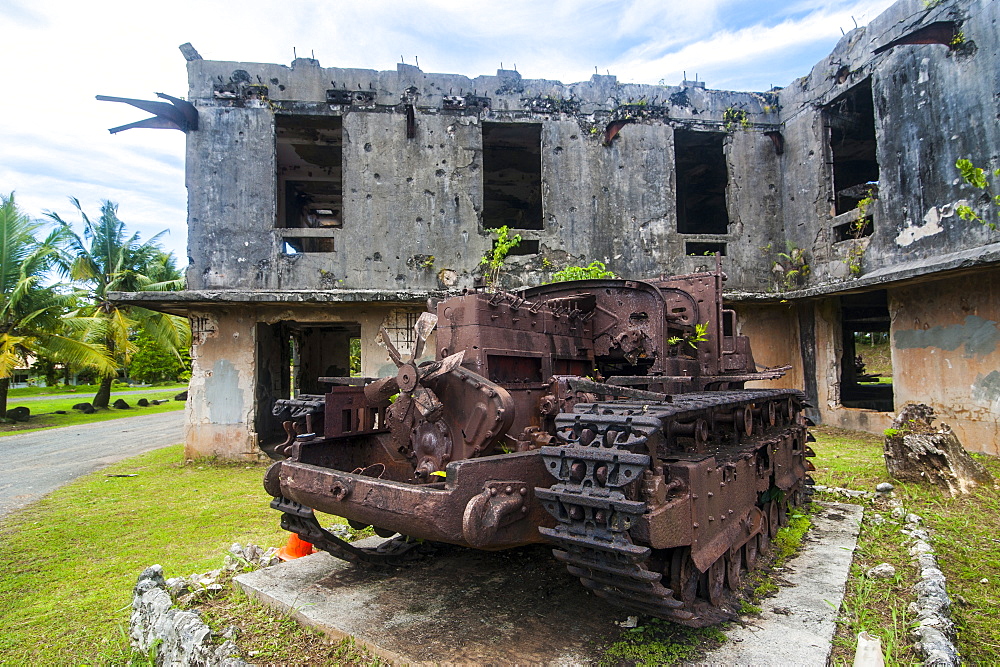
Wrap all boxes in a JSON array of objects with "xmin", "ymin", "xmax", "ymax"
[{"xmin": 264, "ymin": 267, "xmax": 815, "ymax": 626}]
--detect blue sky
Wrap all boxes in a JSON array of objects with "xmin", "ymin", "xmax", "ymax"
[{"xmin": 0, "ymin": 0, "xmax": 894, "ymax": 268}]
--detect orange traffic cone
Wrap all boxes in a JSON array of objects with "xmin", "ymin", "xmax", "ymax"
[{"xmin": 277, "ymin": 533, "xmax": 314, "ymax": 560}]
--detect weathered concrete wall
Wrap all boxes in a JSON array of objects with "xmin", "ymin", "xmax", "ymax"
[
  {"xmin": 889, "ymin": 269, "xmax": 1000, "ymax": 455},
  {"xmin": 778, "ymin": 0, "xmax": 1000, "ymax": 286},
  {"xmin": 730, "ymin": 303, "xmax": 804, "ymax": 392},
  {"xmin": 184, "ymin": 58, "xmax": 785, "ymax": 295},
  {"xmin": 186, "ymin": 309, "xmax": 258, "ymax": 459},
  {"xmin": 186, "ymin": 107, "xmax": 276, "ymax": 290}
]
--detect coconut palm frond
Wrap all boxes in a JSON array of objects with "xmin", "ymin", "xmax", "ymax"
[
  {"xmin": 0, "ymin": 333, "xmax": 27, "ymax": 379},
  {"xmin": 33, "ymin": 332, "xmax": 118, "ymax": 377}
]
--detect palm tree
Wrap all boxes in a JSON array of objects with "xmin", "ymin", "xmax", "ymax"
[
  {"xmin": 0, "ymin": 193, "xmax": 117, "ymax": 417},
  {"xmin": 47, "ymin": 199, "xmax": 189, "ymax": 408}
]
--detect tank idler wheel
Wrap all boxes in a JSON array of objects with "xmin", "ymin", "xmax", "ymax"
[
  {"xmin": 743, "ymin": 534, "xmax": 759, "ymax": 570},
  {"xmin": 704, "ymin": 556, "xmax": 727, "ymax": 607},
  {"xmin": 670, "ymin": 547, "xmax": 699, "ymax": 604},
  {"xmin": 726, "ymin": 546, "xmax": 743, "ymax": 590}
]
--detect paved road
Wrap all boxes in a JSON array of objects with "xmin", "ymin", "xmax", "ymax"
[{"xmin": 0, "ymin": 411, "xmax": 185, "ymax": 517}]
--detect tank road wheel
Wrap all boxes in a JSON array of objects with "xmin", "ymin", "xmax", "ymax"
[
  {"xmin": 758, "ymin": 522, "xmax": 771, "ymax": 554},
  {"xmin": 726, "ymin": 546, "xmax": 743, "ymax": 590},
  {"xmin": 767, "ymin": 500, "xmax": 780, "ymax": 538},
  {"xmin": 670, "ymin": 547, "xmax": 699, "ymax": 604},
  {"xmin": 778, "ymin": 496, "xmax": 789, "ymax": 527},
  {"xmin": 743, "ymin": 534, "xmax": 759, "ymax": 570},
  {"xmin": 704, "ymin": 556, "xmax": 726, "ymax": 607},
  {"xmin": 765, "ymin": 400, "xmax": 777, "ymax": 428},
  {"xmin": 735, "ymin": 405, "xmax": 753, "ymax": 437}
]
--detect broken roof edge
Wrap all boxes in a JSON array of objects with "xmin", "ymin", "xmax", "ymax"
[
  {"xmin": 108, "ymin": 288, "xmax": 449, "ymax": 315},
  {"xmin": 725, "ymin": 241, "xmax": 1000, "ymax": 303}
]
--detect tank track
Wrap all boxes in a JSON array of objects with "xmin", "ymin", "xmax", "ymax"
[
  {"xmin": 271, "ymin": 497, "xmax": 436, "ymax": 565},
  {"xmin": 536, "ymin": 388, "xmax": 809, "ymax": 627}
]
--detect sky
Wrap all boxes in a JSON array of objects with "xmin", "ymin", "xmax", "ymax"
[{"xmin": 0, "ymin": 0, "xmax": 895, "ymax": 268}]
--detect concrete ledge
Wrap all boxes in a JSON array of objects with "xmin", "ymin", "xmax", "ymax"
[
  {"xmin": 702, "ymin": 501, "xmax": 864, "ymax": 664},
  {"xmin": 236, "ymin": 501, "xmax": 862, "ymax": 664},
  {"xmin": 235, "ymin": 540, "xmax": 622, "ymax": 664}
]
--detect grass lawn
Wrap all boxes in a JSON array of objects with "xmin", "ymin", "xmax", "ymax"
[
  {"xmin": 812, "ymin": 425, "xmax": 1000, "ymax": 665},
  {"xmin": 0, "ymin": 446, "xmax": 285, "ymax": 662},
  {"xmin": 1, "ymin": 389, "xmax": 186, "ymax": 436},
  {"xmin": 6, "ymin": 383, "xmax": 187, "ymax": 399}
]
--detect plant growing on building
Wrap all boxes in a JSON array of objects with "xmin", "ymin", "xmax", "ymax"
[
  {"xmin": 842, "ymin": 189, "xmax": 876, "ymax": 277},
  {"xmin": 771, "ymin": 243, "xmax": 810, "ymax": 290},
  {"xmin": 723, "ymin": 107, "xmax": 751, "ymax": 131},
  {"xmin": 547, "ymin": 260, "xmax": 616, "ymax": 283},
  {"xmin": 480, "ymin": 225, "xmax": 521, "ymax": 291},
  {"xmin": 955, "ymin": 158, "xmax": 1000, "ymax": 230}
]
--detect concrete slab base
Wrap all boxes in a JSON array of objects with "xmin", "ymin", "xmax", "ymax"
[
  {"xmin": 702, "ymin": 501, "xmax": 864, "ymax": 665},
  {"xmin": 236, "ymin": 501, "xmax": 862, "ymax": 665}
]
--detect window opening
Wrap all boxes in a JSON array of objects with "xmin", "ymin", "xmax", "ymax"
[
  {"xmin": 382, "ymin": 310, "xmax": 420, "ymax": 358},
  {"xmin": 505, "ymin": 239, "xmax": 540, "ymax": 256},
  {"xmin": 685, "ymin": 241, "xmax": 726, "ymax": 256},
  {"xmin": 834, "ymin": 217, "xmax": 873, "ymax": 242},
  {"xmin": 675, "ymin": 129, "xmax": 729, "ymax": 234},
  {"xmin": 482, "ymin": 122, "xmax": 543, "ymax": 230},
  {"xmin": 255, "ymin": 321, "xmax": 361, "ymax": 452},
  {"xmin": 825, "ymin": 79, "xmax": 879, "ymax": 215},
  {"xmin": 839, "ymin": 291, "xmax": 893, "ymax": 411},
  {"xmin": 276, "ymin": 115, "xmax": 343, "ymax": 252}
]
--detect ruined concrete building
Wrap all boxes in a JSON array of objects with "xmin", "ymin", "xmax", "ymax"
[{"xmin": 118, "ymin": 0, "xmax": 1000, "ymax": 457}]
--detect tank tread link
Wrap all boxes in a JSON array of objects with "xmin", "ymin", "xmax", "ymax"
[{"xmin": 537, "ymin": 388, "xmax": 811, "ymax": 626}]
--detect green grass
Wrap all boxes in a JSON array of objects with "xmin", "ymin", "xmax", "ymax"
[
  {"xmin": 812, "ymin": 427, "xmax": 1000, "ymax": 665},
  {"xmin": 1, "ymin": 390, "xmax": 186, "ymax": 436},
  {"xmin": 856, "ymin": 340, "xmax": 892, "ymax": 377},
  {"xmin": 0, "ymin": 446, "xmax": 286, "ymax": 662},
  {"xmin": 600, "ymin": 620, "xmax": 726, "ymax": 666},
  {"xmin": 6, "ymin": 382, "xmax": 187, "ymax": 399}
]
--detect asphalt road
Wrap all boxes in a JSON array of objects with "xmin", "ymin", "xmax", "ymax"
[{"xmin": 0, "ymin": 411, "xmax": 185, "ymax": 517}]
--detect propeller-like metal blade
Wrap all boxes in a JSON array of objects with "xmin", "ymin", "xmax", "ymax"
[
  {"xmin": 376, "ymin": 327, "xmax": 403, "ymax": 367},
  {"xmin": 420, "ymin": 350, "xmax": 465, "ymax": 383},
  {"xmin": 412, "ymin": 385, "xmax": 444, "ymax": 421},
  {"xmin": 411, "ymin": 312, "xmax": 439, "ymax": 361}
]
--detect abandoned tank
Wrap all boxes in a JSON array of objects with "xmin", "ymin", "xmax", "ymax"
[{"xmin": 264, "ymin": 267, "xmax": 815, "ymax": 626}]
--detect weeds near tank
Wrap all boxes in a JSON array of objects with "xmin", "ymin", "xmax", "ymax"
[
  {"xmin": 667, "ymin": 321, "xmax": 710, "ymax": 349},
  {"xmin": 955, "ymin": 158, "xmax": 1000, "ymax": 230},
  {"xmin": 771, "ymin": 242, "xmax": 810, "ymax": 291},
  {"xmin": 480, "ymin": 225, "xmax": 521, "ymax": 290},
  {"xmin": 600, "ymin": 619, "xmax": 726, "ymax": 666},
  {"xmin": 546, "ymin": 260, "xmax": 616, "ymax": 283}
]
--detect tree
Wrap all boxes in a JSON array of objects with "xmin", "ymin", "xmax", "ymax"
[
  {"xmin": 0, "ymin": 193, "xmax": 116, "ymax": 417},
  {"xmin": 129, "ymin": 332, "xmax": 190, "ymax": 384},
  {"xmin": 47, "ymin": 199, "xmax": 189, "ymax": 408}
]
